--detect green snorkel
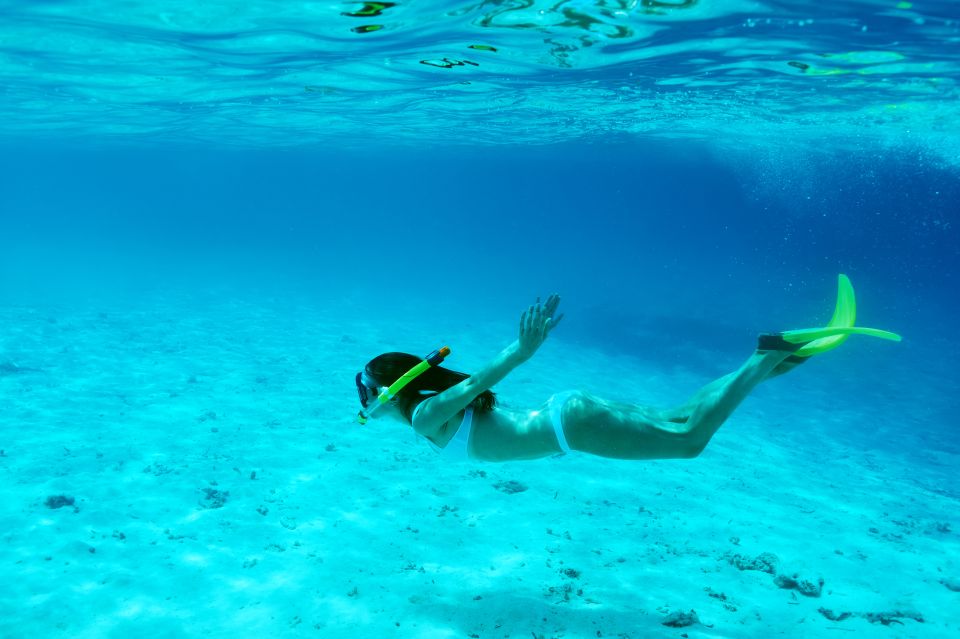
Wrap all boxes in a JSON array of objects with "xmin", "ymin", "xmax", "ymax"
[{"xmin": 357, "ymin": 346, "xmax": 451, "ymax": 425}]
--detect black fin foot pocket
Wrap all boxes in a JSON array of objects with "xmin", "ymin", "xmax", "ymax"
[{"xmin": 757, "ymin": 333, "xmax": 805, "ymax": 353}]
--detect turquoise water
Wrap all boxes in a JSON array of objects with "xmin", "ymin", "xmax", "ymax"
[
  {"xmin": 1, "ymin": 0, "xmax": 959, "ymax": 155},
  {"xmin": 1, "ymin": 2, "xmax": 959, "ymax": 638}
]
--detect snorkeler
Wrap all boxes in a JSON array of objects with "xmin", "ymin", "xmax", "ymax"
[{"xmin": 355, "ymin": 276, "xmax": 900, "ymax": 462}]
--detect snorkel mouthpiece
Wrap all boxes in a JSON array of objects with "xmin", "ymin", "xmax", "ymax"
[{"xmin": 357, "ymin": 346, "xmax": 451, "ymax": 424}]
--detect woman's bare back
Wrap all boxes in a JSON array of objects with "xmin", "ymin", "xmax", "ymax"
[{"xmin": 428, "ymin": 402, "xmax": 562, "ymax": 461}]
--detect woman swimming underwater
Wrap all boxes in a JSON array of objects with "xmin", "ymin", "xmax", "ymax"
[{"xmin": 355, "ymin": 277, "xmax": 900, "ymax": 462}]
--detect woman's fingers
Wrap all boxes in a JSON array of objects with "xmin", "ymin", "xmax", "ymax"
[
  {"xmin": 541, "ymin": 310, "xmax": 555, "ymax": 338},
  {"xmin": 520, "ymin": 294, "xmax": 563, "ymax": 341},
  {"xmin": 544, "ymin": 294, "xmax": 560, "ymax": 316},
  {"xmin": 524, "ymin": 305, "xmax": 538, "ymax": 337}
]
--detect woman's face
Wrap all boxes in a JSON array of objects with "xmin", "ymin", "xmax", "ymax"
[
  {"xmin": 368, "ymin": 394, "xmax": 405, "ymax": 423},
  {"xmin": 355, "ymin": 371, "xmax": 380, "ymax": 409},
  {"xmin": 356, "ymin": 376, "xmax": 402, "ymax": 421}
]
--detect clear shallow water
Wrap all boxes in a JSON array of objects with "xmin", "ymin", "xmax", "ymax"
[
  {"xmin": 1, "ymin": 0, "xmax": 959, "ymax": 156},
  {"xmin": 2, "ymin": 2, "xmax": 960, "ymax": 638}
]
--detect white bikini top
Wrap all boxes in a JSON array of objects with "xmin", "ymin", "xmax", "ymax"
[{"xmin": 412, "ymin": 400, "xmax": 474, "ymax": 461}]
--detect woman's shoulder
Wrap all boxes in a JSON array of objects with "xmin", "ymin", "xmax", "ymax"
[
  {"xmin": 411, "ymin": 399, "xmax": 429, "ymax": 423},
  {"xmin": 410, "ymin": 396, "xmax": 453, "ymax": 438}
]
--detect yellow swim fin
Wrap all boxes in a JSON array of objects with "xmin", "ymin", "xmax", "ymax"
[{"xmin": 782, "ymin": 274, "xmax": 901, "ymax": 357}]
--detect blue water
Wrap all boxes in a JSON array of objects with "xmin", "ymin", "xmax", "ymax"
[
  {"xmin": 1, "ymin": 1, "xmax": 959, "ymax": 637},
  {"xmin": 1, "ymin": 0, "xmax": 959, "ymax": 151}
]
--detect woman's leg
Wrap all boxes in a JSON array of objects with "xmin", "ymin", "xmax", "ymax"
[
  {"xmin": 661, "ymin": 355, "xmax": 805, "ymax": 423},
  {"xmin": 764, "ymin": 355, "xmax": 807, "ymax": 380},
  {"xmin": 562, "ymin": 350, "xmax": 793, "ymax": 460}
]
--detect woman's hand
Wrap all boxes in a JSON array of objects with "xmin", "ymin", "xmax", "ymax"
[{"xmin": 517, "ymin": 294, "xmax": 564, "ymax": 360}]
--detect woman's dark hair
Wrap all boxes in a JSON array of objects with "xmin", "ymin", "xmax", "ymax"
[{"xmin": 364, "ymin": 352, "xmax": 497, "ymax": 423}]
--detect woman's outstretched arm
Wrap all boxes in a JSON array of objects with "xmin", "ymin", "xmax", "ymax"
[
  {"xmin": 411, "ymin": 295, "xmax": 563, "ymax": 433},
  {"xmin": 463, "ymin": 293, "xmax": 564, "ymax": 393}
]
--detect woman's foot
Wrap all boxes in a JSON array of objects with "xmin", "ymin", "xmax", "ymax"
[
  {"xmin": 757, "ymin": 333, "xmax": 810, "ymax": 378},
  {"xmin": 766, "ymin": 354, "xmax": 809, "ymax": 378},
  {"xmin": 757, "ymin": 332, "xmax": 804, "ymax": 352}
]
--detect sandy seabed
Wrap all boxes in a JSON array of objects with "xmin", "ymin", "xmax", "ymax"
[{"xmin": 1, "ymin": 291, "xmax": 957, "ymax": 639}]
